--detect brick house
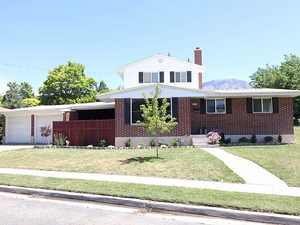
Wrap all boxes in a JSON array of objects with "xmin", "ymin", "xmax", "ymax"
[{"xmin": 1, "ymin": 48, "xmax": 300, "ymax": 146}]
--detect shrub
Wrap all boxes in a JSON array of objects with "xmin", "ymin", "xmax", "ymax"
[
  {"xmin": 278, "ymin": 135, "xmax": 282, "ymax": 143},
  {"xmin": 150, "ymin": 138, "xmax": 158, "ymax": 147},
  {"xmin": 224, "ymin": 138, "xmax": 231, "ymax": 144},
  {"xmin": 172, "ymin": 138, "xmax": 181, "ymax": 147},
  {"xmin": 98, "ymin": 139, "xmax": 108, "ymax": 147},
  {"xmin": 125, "ymin": 138, "xmax": 131, "ymax": 147},
  {"xmin": 53, "ymin": 133, "xmax": 67, "ymax": 146},
  {"xmin": 250, "ymin": 134, "xmax": 257, "ymax": 143},
  {"xmin": 239, "ymin": 137, "xmax": 249, "ymax": 143},
  {"xmin": 207, "ymin": 131, "xmax": 222, "ymax": 144},
  {"xmin": 264, "ymin": 136, "xmax": 273, "ymax": 143}
]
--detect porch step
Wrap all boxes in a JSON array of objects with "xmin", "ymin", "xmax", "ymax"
[{"xmin": 192, "ymin": 135, "xmax": 209, "ymax": 146}]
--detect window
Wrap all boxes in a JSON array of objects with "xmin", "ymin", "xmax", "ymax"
[
  {"xmin": 131, "ymin": 98, "xmax": 172, "ymax": 124},
  {"xmin": 142, "ymin": 72, "xmax": 160, "ymax": 83},
  {"xmin": 206, "ymin": 99, "xmax": 226, "ymax": 114},
  {"xmin": 252, "ymin": 98, "xmax": 273, "ymax": 113},
  {"xmin": 174, "ymin": 72, "xmax": 188, "ymax": 82}
]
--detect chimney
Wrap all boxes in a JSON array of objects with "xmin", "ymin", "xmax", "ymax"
[
  {"xmin": 194, "ymin": 47, "xmax": 202, "ymax": 65},
  {"xmin": 194, "ymin": 47, "xmax": 203, "ymax": 89}
]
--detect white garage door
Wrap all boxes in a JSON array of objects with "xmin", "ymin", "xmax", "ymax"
[
  {"xmin": 35, "ymin": 114, "xmax": 63, "ymax": 144},
  {"xmin": 6, "ymin": 116, "xmax": 31, "ymax": 144}
]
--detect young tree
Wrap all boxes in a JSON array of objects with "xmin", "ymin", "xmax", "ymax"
[
  {"xmin": 39, "ymin": 61, "xmax": 97, "ymax": 105},
  {"xmin": 2, "ymin": 82, "xmax": 35, "ymax": 109},
  {"xmin": 138, "ymin": 85, "xmax": 178, "ymax": 158},
  {"xmin": 250, "ymin": 54, "xmax": 300, "ymax": 122}
]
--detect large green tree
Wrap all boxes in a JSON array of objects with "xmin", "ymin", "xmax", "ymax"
[
  {"xmin": 94, "ymin": 80, "xmax": 109, "ymax": 94},
  {"xmin": 39, "ymin": 61, "xmax": 97, "ymax": 105},
  {"xmin": 138, "ymin": 86, "xmax": 178, "ymax": 157},
  {"xmin": 2, "ymin": 82, "xmax": 35, "ymax": 109},
  {"xmin": 250, "ymin": 54, "xmax": 300, "ymax": 122}
]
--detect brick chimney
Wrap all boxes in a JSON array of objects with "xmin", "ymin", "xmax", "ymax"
[{"xmin": 194, "ymin": 47, "xmax": 203, "ymax": 88}]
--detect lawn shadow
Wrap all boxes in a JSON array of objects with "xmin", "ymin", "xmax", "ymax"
[{"xmin": 120, "ymin": 156, "xmax": 163, "ymax": 164}]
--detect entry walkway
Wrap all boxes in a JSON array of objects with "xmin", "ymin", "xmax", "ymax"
[
  {"xmin": 0, "ymin": 145, "xmax": 34, "ymax": 153},
  {"xmin": 201, "ymin": 148, "xmax": 287, "ymax": 187},
  {"xmin": 0, "ymin": 168, "xmax": 299, "ymax": 197}
]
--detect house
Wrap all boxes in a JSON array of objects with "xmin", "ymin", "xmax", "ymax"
[{"xmin": 1, "ymin": 48, "xmax": 300, "ymax": 146}]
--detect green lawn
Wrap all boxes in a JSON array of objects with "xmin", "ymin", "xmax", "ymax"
[
  {"xmin": 0, "ymin": 148, "xmax": 243, "ymax": 183},
  {"xmin": 0, "ymin": 174, "xmax": 300, "ymax": 215},
  {"xmin": 224, "ymin": 127, "xmax": 300, "ymax": 187}
]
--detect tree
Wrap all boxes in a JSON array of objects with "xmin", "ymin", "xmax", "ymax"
[
  {"xmin": 39, "ymin": 61, "xmax": 97, "ymax": 105},
  {"xmin": 94, "ymin": 80, "xmax": 109, "ymax": 94},
  {"xmin": 22, "ymin": 98, "xmax": 40, "ymax": 107},
  {"xmin": 250, "ymin": 54, "xmax": 300, "ymax": 122},
  {"xmin": 138, "ymin": 85, "xmax": 178, "ymax": 157},
  {"xmin": 2, "ymin": 82, "xmax": 35, "ymax": 109}
]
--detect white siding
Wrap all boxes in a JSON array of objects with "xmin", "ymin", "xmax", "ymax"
[{"xmin": 121, "ymin": 55, "xmax": 203, "ymax": 89}]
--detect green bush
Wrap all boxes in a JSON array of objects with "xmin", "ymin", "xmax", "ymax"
[
  {"xmin": 239, "ymin": 137, "xmax": 249, "ymax": 143},
  {"xmin": 98, "ymin": 139, "xmax": 108, "ymax": 147},
  {"xmin": 250, "ymin": 134, "xmax": 257, "ymax": 143},
  {"xmin": 264, "ymin": 136, "xmax": 273, "ymax": 143},
  {"xmin": 53, "ymin": 133, "xmax": 67, "ymax": 146},
  {"xmin": 150, "ymin": 138, "xmax": 158, "ymax": 147},
  {"xmin": 172, "ymin": 138, "xmax": 181, "ymax": 147},
  {"xmin": 278, "ymin": 135, "xmax": 282, "ymax": 143},
  {"xmin": 224, "ymin": 138, "xmax": 231, "ymax": 144},
  {"xmin": 125, "ymin": 138, "xmax": 131, "ymax": 147}
]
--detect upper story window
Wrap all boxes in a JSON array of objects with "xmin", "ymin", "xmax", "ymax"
[
  {"xmin": 252, "ymin": 98, "xmax": 273, "ymax": 113},
  {"xmin": 139, "ymin": 72, "xmax": 164, "ymax": 83},
  {"xmin": 170, "ymin": 71, "xmax": 192, "ymax": 83},
  {"xmin": 206, "ymin": 98, "xmax": 226, "ymax": 114}
]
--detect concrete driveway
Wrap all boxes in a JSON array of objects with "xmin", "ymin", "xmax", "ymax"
[{"xmin": 0, "ymin": 145, "xmax": 34, "ymax": 153}]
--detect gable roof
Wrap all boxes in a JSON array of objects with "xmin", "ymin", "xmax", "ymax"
[
  {"xmin": 117, "ymin": 54, "xmax": 205, "ymax": 76},
  {"xmin": 97, "ymin": 84, "xmax": 300, "ymax": 101}
]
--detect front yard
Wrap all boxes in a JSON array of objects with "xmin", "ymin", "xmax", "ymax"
[
  {"xmin": 0, "ymin": 148, "xmax": 243, "ymax": 183},
  {"xmin": 224, "ymin": 127, "xmax": 300, "ymax": 187}
]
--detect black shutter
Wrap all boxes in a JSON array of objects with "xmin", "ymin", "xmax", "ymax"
[
  {"xmin": 273, "ymin": 97, "xmax": 279, "ymax": 113},
  {"xmin": 159, "ymin": 72, "xmax": 164, "ymax": 83},
  {"xmin": 187, "ymin": 71, "xmax": 192, "ymax": 82},
  {"xmin": 172, "ymin": 97, "xmax": 179, "ymax": 122},
  {"xmin": 226, "ymin": 98, "xmax": 232, "ymax": 114},
  {"xmin": 246, "ymin": 98, "xmax": 253, "ymax": 113},
  {"xmin": 124, "ymin": 98, "xmax": 131, "ymax": 124},
  {"xmin": 200, "ymin": 99, "xmax": 206, "ymax": 114},
  {"xmin": 138, "ymin": 72, "xmax": 143, "ymax": 83},
  {"xmin": 170, "ymin": 71, "xmax": 175, "ymax": 83}
]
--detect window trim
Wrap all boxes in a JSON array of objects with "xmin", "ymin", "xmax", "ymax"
[
  {"xmin": 252, "ymin": 97, "xmax": 273, "ymax": 114},
  {"xmin": 141, "ymin": 72, "xmax": 160, "ymax": 83},
  {"xmin": 130, "ymin": 98, "xmax": 173, "ymax": 125},
  {"xmin": 206, "ymin": 98, "xmax": 226, "ymax": 114}
]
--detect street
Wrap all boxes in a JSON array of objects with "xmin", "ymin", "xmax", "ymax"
[{"xmin": 0, "ymin": 192, "xmax": 269, "ymax": 225}]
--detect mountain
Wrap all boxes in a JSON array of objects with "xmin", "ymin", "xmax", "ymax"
[{"xmin": 203, "ymin": 79, "xmax": 250, "ymax": 90}]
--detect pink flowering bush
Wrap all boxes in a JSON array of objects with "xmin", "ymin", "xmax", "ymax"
[{"xmin": 207, "ymin": 131, "xmax": 222, "ymax": 144}]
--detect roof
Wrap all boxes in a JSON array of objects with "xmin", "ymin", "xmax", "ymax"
[
  {"xmin": 117, "ymin": 54, "xmax": 205, "ymax": 77},
  {"xmin": 97, "ymin": 84, "xmax": 300, "ymax": 100},
  {"xmin": 0, "ymin": 107, "xmax": 10, "ymax": 112},
  {"xmin": 0, "ymin": 102, "xmax": 115, "ymax": 115}
]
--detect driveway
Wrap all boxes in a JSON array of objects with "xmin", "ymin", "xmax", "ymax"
[{"xmin": 0, "ymin": 145, "xmax": 34, "ymax": 153}]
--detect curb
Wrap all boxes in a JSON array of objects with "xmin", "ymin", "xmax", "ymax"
[{"xmin": 0, "ymin": 185, "xmax": 299, "ymax": 225}]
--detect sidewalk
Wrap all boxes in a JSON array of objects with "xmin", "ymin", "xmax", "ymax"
[
  {"xmin": 201, "ymin": 147, "xmax": 287, "ymax": 187},
  {"xmin": 0, "ymin": 168, "xmax": 300, "ymax": 197}
]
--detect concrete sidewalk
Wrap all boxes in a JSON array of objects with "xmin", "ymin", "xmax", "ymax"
[
  {"xmin": 0, "ymin": 145, "xmax": 34, "ymax": 153},
  {"xmin": 201, "ymin": 147, "xmax": 287, "ymax": 187},
  {"xmin": 0, "ymin": 168, "xmax": 300, "ymax": 197}
]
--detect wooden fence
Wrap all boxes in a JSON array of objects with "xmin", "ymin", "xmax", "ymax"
[{"xmin": 53, "ymin": 120, "xmax": 115, "ymax": 146}]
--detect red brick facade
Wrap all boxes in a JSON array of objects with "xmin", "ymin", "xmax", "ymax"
[
  {"xmin": 115, "ymin": 97, "xmax": 294, "ymax": 137},
  {"xmin": 115, "ymin": 98, "xmax": 191, "ymax": 137}
]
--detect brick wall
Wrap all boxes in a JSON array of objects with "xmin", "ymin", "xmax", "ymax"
[
  {"xmin": 115, "ymin": 98, "xmax": 191, "ymax": 137},
  {"xmin": 191, "ymin": 98, "xmax": 294, "ymax": 135}
]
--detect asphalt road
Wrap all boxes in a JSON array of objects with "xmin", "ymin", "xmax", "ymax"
[{"xmin": 0, "ymin": 192, "xmax": 268, "ymax": 225}]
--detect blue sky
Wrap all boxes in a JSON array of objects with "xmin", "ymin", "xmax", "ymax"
[{"xmin": 0, "ymin": 0, "xmax": 300, "ymax": 94}]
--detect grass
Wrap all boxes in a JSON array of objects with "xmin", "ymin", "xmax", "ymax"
[
  {"xmin": 224, "ymin": 127, "xmax": 300, "ymax": 187},
  {"xmin": 0, "ymin": 174, "xmax": 299, "ymax": 215},
  {"xmin": 0, "ymin": 148, "xmax": 243, "ymax": 183}
]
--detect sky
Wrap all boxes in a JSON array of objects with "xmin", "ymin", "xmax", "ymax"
[{"xmin": 1, "ymin": 0, "xmax": 300, "ymax": 94}]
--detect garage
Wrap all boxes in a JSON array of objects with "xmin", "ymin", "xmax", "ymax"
[{"xmin": 5, "ymin": 115, "xmax": 31, "ymax": 144}]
